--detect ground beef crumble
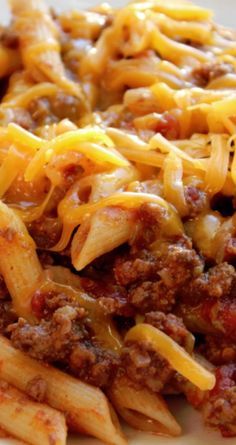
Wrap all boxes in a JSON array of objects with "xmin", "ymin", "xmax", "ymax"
[
  {"xmin": 9, "ymin": 294, "xmax": 119, "ymax": 388},
  {"xmin": 122, "ymin": 311, "xmax": 193, "ymax": 392}
]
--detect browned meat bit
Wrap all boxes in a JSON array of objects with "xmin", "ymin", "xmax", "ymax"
[
  {"xmin": 145, "ymin": 312, "xmax": 194, "ymax": 352},
  {"xmin": 131, "ymin": 203, "xmax": 166, "ymax": 250},
  {"xmin": 9, "ymin": 305, "xmax": 86, "ymax": 362},
  {"xmin": 192, "ymin": 62, "xmax": 234, "ymax": 86},
  {"xmin": 184, "ymin": 186, "xmax": 208, "ymax": 218},
  {"xmin": 202, "ymin": 365, "xmax": 236, "ymax": 437},
  {"xmin": 181, "ymin": 263, "xmax": 235, "ymax": 303},
  {"xmin": 114, "ymin": 253, "xmax": 156, "ymax": 287},
  {"xmin": 10, "ymin": 294, "xmax": 119, "ymax": 388},
  {"xmin": 200, "ymin": 335, "xmax": 236, "ymax": 366},
  {"xmin": 128, "ymin": 281, "xmax": 175, "ymax": 312},
  {"xmin": 70, "ymin": 341, "xmax": 119, "ymax": 388},
  {"xmin": 122, "ymin": 342, "xmax": 174, "ymax": 392},
  {"xmin": 119, "ymin": 239, "xmax": 203, "ymax": 313},
  {"xmin": 123, "ymin": 311, "xmax": 192, "ymax": 392},
  {"xmin": 25, "ymin": 376, "xmax": 48, "ymax": 403}
]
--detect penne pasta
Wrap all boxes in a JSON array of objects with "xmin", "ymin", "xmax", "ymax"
[
  {"xmin": 72, "ymin": 207, "xmax": 135, "ymax": 270},
  {"xmin": 0, "ymin": 201, "xmax": 43, "ymax": 320},
  {"xmin": 0, "ymin": 380, "xmax": 67, "ymax": 445},
  {"xmin": 0, "ymin": 335, "xmax": 127, "ymax": 445},
  {"xmin": 9, "ymin": 0, "xmax": 84, "ymax": 101},
  {"xmin": 109, "ymin": 376, "xmax": 181, "ymax": 437}
]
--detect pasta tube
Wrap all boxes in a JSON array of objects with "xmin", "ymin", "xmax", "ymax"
[
  {"xmin": 0, "ymin": 336, "xmax": 127, "ymax": 445},
  {"xmin": 109, "ymin": 376, "xmax": 181, "ymax": 437},
  {"xmin": 9, "ymin": 0, "xmax": 84, "ymax": 100},
  {"xmin": 0, "ymin": 380, "xmax": 67, "ymax": 445},
  {"xmin": 0, "ymin": 201, "xmax": 43, "ymax": 320},
  {"xmin": 72, "ymin": 207, "xmax": 135, "ymax": 270}
]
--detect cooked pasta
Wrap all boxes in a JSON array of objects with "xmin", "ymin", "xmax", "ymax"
[{"xmin": 0, "ymin": 0, "xmax": 235, "ymax": 443}]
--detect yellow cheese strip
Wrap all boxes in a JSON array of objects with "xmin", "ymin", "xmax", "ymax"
[{"xmin": 125, "ymin": 323, "xmax": 216, "ymax": 391}]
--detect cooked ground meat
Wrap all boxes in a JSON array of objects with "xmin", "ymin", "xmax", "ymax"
[
  {"xmin": 69, "ymin": 341, "xmax": 119, "ymax": 387},
  {"xmin": 192, "ymin": 62, "xmax": 234, "ymax": 87},
  {"xmin": 128, "ymin": 280, "xmax": 176, "ymax": 312},
  {"xmin": 200, "ymin": 336, "xmax": 236, "ymax": 365},
  {"xmin": 122, "ymin": 311, "xmax": 192, "ymax": 392},
  {"xmin": 114, "ymin": 252, "xmax": 156, "ymax": 287},
  {"xmin": 115, "ymin": 238, "xmax": 203, "ymax": 313},
  {"xmin": 122, "ymin": 342, "xmax": 174, "ymax": 392},
  {"xmin": 180, "ymin": 263, "xmax": 235, "ymax": 303},
  {"xmin": 202, "ymin": 365, "xmax": 236, "ymax": 437},
  {"xmin": 9, "ymin": 305, "xmax": 86, "ymax": 361},
  {"xmin": 184, "ymin": 186, "xmax": 208, "ymax": 218},
  {"xmin": 145, "ymin": 311, "xmax": 194, "ymax": 352},
  {"xmin": 10, "ymin": 295, "xmax": 119, "ymax": 388}
]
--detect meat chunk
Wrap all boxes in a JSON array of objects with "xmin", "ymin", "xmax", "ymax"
[
  {"xmin": 202, "ymin": 365, "xmax": 236, "ymax": 437},
  {"xmin": 123, "ymin": 311, "xmax": 192, "ymax": 392},
  {"xmin": 193, "ymin": 62, "xmax": 234, "ymax": 87},
  {"xmin": 114, "ymin": 253, "xmax": 156, "ymax": 287},
  {"xmin": 129, "ymin": 280, "xmax": 175, "ymax": 312},
  {"xmin": 10, "ymin": 295, "xmax": 119, "ymax": 388},
  {"xmin": 122, "ymin": 342, "xmax": 174, "ymax": 392},
  {"xmin": 199, "ymin": 335, "xmax": 236, "ymax": 366},
  {"xmin": 145, "ymin": 311, "xmax": 194, "ymax": 352},
  {"xmin": 184, "ymin": 186, "xmax": 208, "ymax": 218},
  {"xmin": 116, "ymin": 238, "xmax": 203, "ymax": 313},
  {"xmin": 181, "ymin": 263, "xmax": 235, "ymax": 303},
  {"xmin": 9, "ymin": 305, "xmax": 86, "ymax": 362}
]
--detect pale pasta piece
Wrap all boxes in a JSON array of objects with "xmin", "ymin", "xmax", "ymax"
[
  {"xmin": 0, "ymin": 201, "xmax": 43, "ymax": 320},
  {"xmin": 109, "ymin": 376, "xmax": 181, "ymax": 437},
  {"xmin": 71, "ymin": 207, "xmax": 135, "ymax": 270},
  {"xmin": 0, "ymin": 380, "xmax": 67, "ymax": 445},
  {"xmin": 0, "ymin": 335, "xmax": 127, "ymax": 445},
  {"xmin": 9, "ymin": 0, "xmax": 84, "ymax": 100}
]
